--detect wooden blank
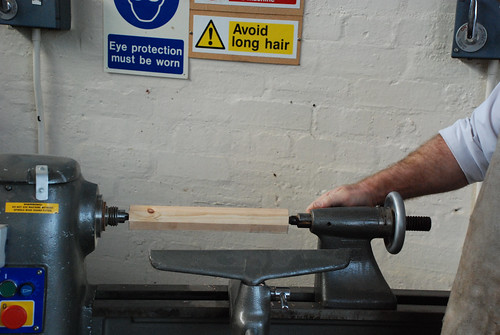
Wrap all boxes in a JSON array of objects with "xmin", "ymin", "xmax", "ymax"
[{"xmin": 128, "ymin": 205, "xmax": 289, "ymax": 234}]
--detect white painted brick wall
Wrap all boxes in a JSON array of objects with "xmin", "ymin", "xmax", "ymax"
[{"xmin": 0, "ymin": 0, "xmax": 496, "ymax": 290}]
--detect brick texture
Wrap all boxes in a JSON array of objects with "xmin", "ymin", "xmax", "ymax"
[{"xmin": 0, "ymin": 0, "xmax": 493, "ymax": 290}]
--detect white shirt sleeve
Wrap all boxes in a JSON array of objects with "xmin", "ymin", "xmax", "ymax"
[{"xmin": 439, "ymin": 82, "xmax": 500, "ymax": 183}]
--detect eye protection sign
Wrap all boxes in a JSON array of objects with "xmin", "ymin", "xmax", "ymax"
[{"xmin": 104, "ymin": 0, "xmax": 189, "ymax": 79}]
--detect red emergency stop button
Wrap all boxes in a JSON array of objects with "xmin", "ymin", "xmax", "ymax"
[{"xmin": 1, "ymin": 305, "xmax": 27, "ymax": 329}]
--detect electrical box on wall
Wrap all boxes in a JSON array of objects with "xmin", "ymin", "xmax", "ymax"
[
  {"xmin": 0, "ymin": 0, "xmax": 71, "ymax": 30},
  {"xmin": 452, "ymin": 0, "xmax": 500, "ymax": 59}
]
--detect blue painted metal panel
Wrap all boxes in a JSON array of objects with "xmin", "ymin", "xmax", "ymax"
[
  {"xmin": 452, "ymin": 0, "xmax": 500, "ymax": 59},
  {"xmin": 0, "ymin": 267, "xmax": 45, "ymax": 334}
]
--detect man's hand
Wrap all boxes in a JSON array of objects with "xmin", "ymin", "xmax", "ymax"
[{"xmin": 306, "ymin": 183, "xmax": 375, "ymax": 211}]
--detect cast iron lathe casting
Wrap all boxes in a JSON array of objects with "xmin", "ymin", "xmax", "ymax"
[{"xmin": 151, "ymin": 192, "xmax": 431, "ymax": 335}]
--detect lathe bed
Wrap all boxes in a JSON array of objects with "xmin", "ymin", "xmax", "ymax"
[{"xmin": 92, "ymin": 285, "xmax": 447, "ymax": 335}]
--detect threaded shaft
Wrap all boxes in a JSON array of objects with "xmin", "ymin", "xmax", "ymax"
[
  {"xmin": 105, "ymin": 206, "xmax": 129, "ymax": 226},
  {"xmin": 406, "ymin": 216, "xmax": 431, "ymax": 231}
]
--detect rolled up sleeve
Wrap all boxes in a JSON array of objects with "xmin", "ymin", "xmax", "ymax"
[{"xmin": 439, "ymin": 83, "xmax": 500, "ymax": 183}]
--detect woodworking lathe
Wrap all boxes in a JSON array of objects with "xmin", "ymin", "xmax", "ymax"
[{"xmin": 0, "ymin": 154, "xmax": 445, "ymax": 335}]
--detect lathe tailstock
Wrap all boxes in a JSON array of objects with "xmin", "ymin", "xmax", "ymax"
[{"xmin": 0, "ymin": 154, "xmax": 444, "ymax": 335}]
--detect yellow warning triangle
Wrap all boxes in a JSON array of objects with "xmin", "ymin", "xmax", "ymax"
[{"xmin": 196, "ymin": 20, "xmax": 225, "ymax": 50}]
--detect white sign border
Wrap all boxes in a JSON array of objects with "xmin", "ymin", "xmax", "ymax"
[
  {"xmin": 103, "ymin": 0, "xmax": 189, "ymax": 79},
  {"xmin": 192, "ymin": 14, "xmax": 299, "ymax": 59}
]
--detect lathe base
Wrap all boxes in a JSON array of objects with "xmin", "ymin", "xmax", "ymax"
[{"xmin": 91, "ymin": 285, "xmax": 447, "ymax": 335}]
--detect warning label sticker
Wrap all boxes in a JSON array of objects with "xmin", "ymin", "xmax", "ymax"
[
  {"xmin": 194, "ymin": 0, "xmax": 301, "ymax": 9},
  {"xmin": 191, "ymin": 14, "xmax": 300, "ymax": 64},
  {"xmin": 6, "ymin": 203, "xmax": 59, "ymax": 214}
]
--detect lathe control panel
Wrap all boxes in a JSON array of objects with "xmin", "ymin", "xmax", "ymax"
[{"xmin": 0, "ymin": 267, "xmax": 45, "ymax": 333}]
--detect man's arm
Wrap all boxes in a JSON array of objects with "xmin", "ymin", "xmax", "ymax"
[{"xmin": 307, "ymin": 134, "xmax": 468, "ymax": 211}]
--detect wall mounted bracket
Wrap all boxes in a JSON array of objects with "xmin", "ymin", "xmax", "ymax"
[
  {"xmin": 0, "ymin": 0, "xmax": 70, "ymax": 30},
  {"xmin": 452, "ymin": 0, "xmax": 500, "ymax": 59}
]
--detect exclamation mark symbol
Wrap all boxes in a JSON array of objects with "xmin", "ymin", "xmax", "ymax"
[{"xmin": 196, "ymin": 20, "xmax": 225, "ymax": 50}]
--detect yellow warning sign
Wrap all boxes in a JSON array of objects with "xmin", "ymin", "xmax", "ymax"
[
  {"xmin": 5, "ymin": 202, "xmax": 59, "ymax": 214},
  {"xmin": 190, "ymin": 12, "xmax": 301, "ymax": 65},
  {"xmin": 195, "ymin": 20, "xmax": 225, "ymax": 49},
  {"xmin": 229, "ymin": 21, "xmax": 295, "ymax": 55}
]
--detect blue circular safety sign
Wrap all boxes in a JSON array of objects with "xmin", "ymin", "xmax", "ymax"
[{"xmin": 114, "ymin": 0, "xmax": 179, "ymax": 29}]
